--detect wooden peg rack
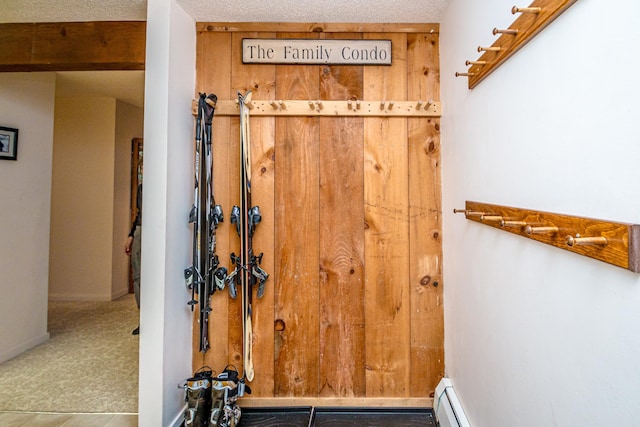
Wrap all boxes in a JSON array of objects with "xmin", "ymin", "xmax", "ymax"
[
  {"xmin": 454, "ymin": 201, "xmax": 640, "ymax": 273},
  {"xmin": 191, "ymin": 99, "xmax": 441, "ymax": 117},
  {"xmin": 457, "ymin": 0, "xmax": 577, "ymax": 89}
]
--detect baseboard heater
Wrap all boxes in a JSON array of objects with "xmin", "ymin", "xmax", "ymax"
[{"xmin": 434, "ymin": 378, "xmax": 471, "ymax": 427}]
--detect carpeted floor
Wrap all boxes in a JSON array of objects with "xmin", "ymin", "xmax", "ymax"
[{"xmin": 0, "ymin": 295, "xmax": 139, "ymax": 413}]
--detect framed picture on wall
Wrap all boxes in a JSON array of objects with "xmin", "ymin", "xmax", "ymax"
[{"xmin": 0, "ymin": 126, "xmax": 19, "ymax": 161}]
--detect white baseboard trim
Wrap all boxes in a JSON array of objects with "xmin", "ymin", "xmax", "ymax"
[
  {"xmin": 111, "ymin": 287, "xmax": 130, "ymax": 300},
  {"xmin": 0, "ymin": 332, "xmax": 50, "ymax": 364},
  {"xmin": 169, "ymin": 405, "xmax": 186, "ymax": 427}
]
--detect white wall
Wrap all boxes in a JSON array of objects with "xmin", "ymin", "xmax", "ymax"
[
  {"xmin": 441, "ymin": 1, "xmax": 640, "ymax": 426},
  {"xmin": 49, "ymin": 97, "xmax": 117, "ymax": 300},
  {"xmin": 49, "ymin": 97, "xmax": 142, "ymax": 301},
  {"xmin": 0, "ymin": 73, "xmax": 56, "ymax": 363},
  {"xmin": 139, "ymin": 0, "xmax": 195, "ymax": 425}
]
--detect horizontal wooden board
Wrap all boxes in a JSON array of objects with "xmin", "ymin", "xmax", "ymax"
[
  {"xmin": 240, "ymin": 397, "xmax": 433, "ymax": 408},
  {"xmin": 197, "ymin": 22, "xmax": 439, "ymax": 34},
  {"xmin": 463, "ymin": 201, "xmax": 640, "ymax": 272},
  {"xmin": 192, "ymin": 99, "xmax": 441, "ymax": 117},
  {"xmin": 465, "ymin": 0, "xmax": 577, "ymax": 88},
  {"xmin": 0, "ymin": 22, "xmax": 146, "ymax": 71}
]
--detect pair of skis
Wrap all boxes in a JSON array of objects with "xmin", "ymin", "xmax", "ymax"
[
  {"xmin": 187, "ymin": 90, "xmax": 268, "ymax": 383},
  {"xmin": 226, "ymin": 90, "xmax": 269, "ymax": 383},
  {"xmin": 187, "ymin": 93, "xmax": 226, "ymax": 354}
]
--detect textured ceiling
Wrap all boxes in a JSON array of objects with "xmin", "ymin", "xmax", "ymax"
[
  {"xmin": 0, "ymin": 0, "xmax": 148, "ymax": 22},
  {"xmin": 178, "ymin": 0, "xmax": 450, "ymax": 23},
  {"xmin": 0, "ymin": 0, "xmax": 449, "ymax": 23}
]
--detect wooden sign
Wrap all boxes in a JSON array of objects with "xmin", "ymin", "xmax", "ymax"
[{"xmin": 242, "ymin": 39, "xmax": 392, "ymax": 65}]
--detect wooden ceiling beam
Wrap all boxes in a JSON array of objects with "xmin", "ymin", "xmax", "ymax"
[{"xmin": 0, "ymin": 21, "xmax": 146, "ymax": 72}]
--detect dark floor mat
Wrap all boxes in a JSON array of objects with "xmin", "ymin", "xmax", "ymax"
[
  {"xmin": 238, "ymin": 406, "xmax": 436, "ymax": 427},
  {"xmin": 312, "ymin": 407, "xmax": 436, "ymax": 427},
  {"xmin": 238, "ymin": 406, "xmax": 313, "ymax": 426}
]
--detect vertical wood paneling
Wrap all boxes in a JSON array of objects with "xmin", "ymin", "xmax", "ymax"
[
  {"xmin": 274, "ymin": 33, "xmax": 321, "ymax": 397},
  {"xmin": 248, "ymin": 118, "xmax": 276, "ymax": 395},
  {"xmin": 229, "ymin": 32, "xmax": 277, "ymax": 393},
  {"xmin": 363, "ymin": 33, "xmax": 411, "ymax": 397},
  {"xmin": 194, "ymin": 25, "xmax": 442, "ymax": 402},
  {"xmin": 194, "ymin": 31, "xmax": 232, "ymax": 371},
  {"xmin": 407, "ymin": 33, "xmax": 444, "ymax": 397},
  {"xmin": 318, "ymin": 33, "xmax": 366, "ymax": 398}
]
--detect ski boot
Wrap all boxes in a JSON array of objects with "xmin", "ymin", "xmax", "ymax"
[
  {"xmin": 210, "ymin": 366, "xmax": 251, "ymax": 427},
  {"xmin": 181, "ymin": 367, "xmax": 213, "ymax": 427}
]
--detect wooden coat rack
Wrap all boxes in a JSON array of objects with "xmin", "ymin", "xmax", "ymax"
[
  {"xmin": 191, "ymin": 98, "xmax": 441, "ymax": 117},
  {"xmin": 455, "ymin": 201, "xmax": 640, "ymax": 273},
  {"xmin": 456, "ymin": 0, "xmax": 578, "ymax": 89}
]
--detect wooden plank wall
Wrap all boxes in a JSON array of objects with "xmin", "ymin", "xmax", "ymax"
[{"xmin": 194, "ymin": 23, "xmax": 443, "ymax": 404}]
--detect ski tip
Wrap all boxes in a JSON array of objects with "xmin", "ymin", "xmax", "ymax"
[{"xmin": 238, "ymin": 90, "xmax": 253, "ymax": 104}]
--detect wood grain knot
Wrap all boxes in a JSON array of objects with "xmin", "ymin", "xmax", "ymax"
[
  {"xmin": 420, "ymin": 275, "xmax": 431, "ymax": 286},
  {"xmin": 274, "ymin": 319, "xmax": 286, "ymax": 331},
  {"xmin": 434, "ymin": 123, "xmax": 440, "ymax": 131},
  {"xmin": 266, "ymin": 147, "xmax": 275, "ymax": 161},
  {"xmin": 426, "ymin": 140, "xmax": 436, "ymax": 154}
]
